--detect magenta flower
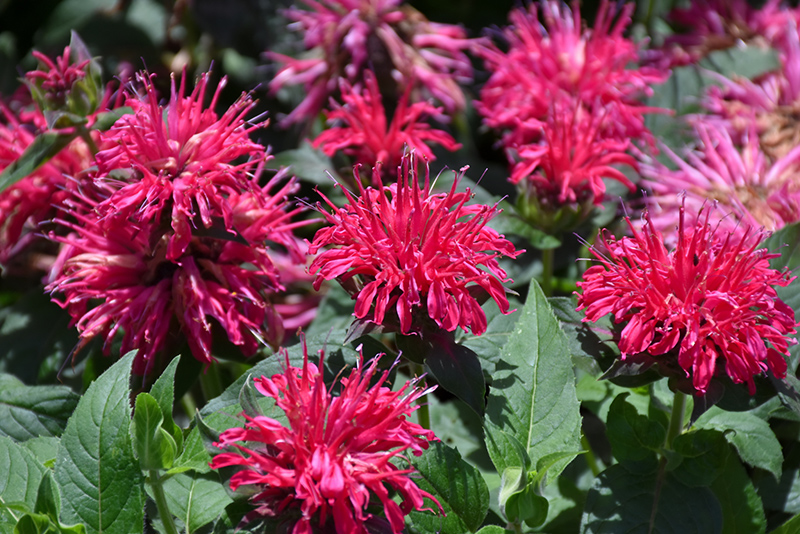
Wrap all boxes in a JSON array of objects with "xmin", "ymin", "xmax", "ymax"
[
  {"xmin": 269, "ymin": 0, "xmax": 472, "ymax": 125},
  {"xmin": 576, "ymin": 204, "xmax": 797, "ymax": 395},
  {"xmin": 94, "ymin": 70, "xmax": 266, "ymax": 260},
  {"xmin": 476, "ymin": 0, "xmax": 668, "ymax": 147},
  {"xmin": 640, "ymin": 123, "xmax": 800, "ymax": 240},
  {"xmin": 46, "ymin": 173, "xmax": 305, "ymax": 374},
  {"xmin": 210, "ymin": 341, "xmax": 441, "ymax": 534},
  {"xmin": 311, "ymin": 70, "xmax": 460, "ymax": 172},
  {"xmin": 308, "ymin": 154, "xmax": 521, "ymax": 335}
]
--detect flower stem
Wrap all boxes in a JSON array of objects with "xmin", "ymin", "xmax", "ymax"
[
  {"xmin": 542, "ymin": 247, "xmax": 555, "ymax": 297},
  {"xmin": 666, "ymin": 391, "xmax": 687, "ymax": 449},
  {"xmin": 149, "ymin": 470, "xmax": 179, "ymax": 534},
  {"xmin": 414, "ymin": 364, "xmax": 431, "ymax": 430},
  {"xmin": 581, "ymin": 433, "xmax": 601, "ymax": 476},
  {"xmin": 198, "ymin": 366, "xmax": 223, "ymax": 403}
]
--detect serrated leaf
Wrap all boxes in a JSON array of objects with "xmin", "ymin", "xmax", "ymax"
[
  {"xmin": 407, "ymin": 441, "xmax": 489, "ymax": 534},
  {"xmin": 171, "ymin": 426, "xmax": 212, "ymax": 475},
  {"xmin": 457, "ymin": 298, "xmax": 522, "ymax": 376},
  {"xmin": 484, "ymin": 280, "xmax": 582, "ymax": 483},
  {"xmin": 0, "ymin": 435, "xmax": 46, "ymax": 530},
  {"xmin": 671, "ymin": 430, "xmax": 728, "ymax": 488},
  {"xmin": 54, "ymin": 351, "xmax": 145, "ymax": 534},
  {"xmin": 0, "ymin": 132, "xmax": 77, "ymax": 194},
  {"xmin": 130, "ymin": 392, "xmax": 176, "ymax": 471},
  {"xmin": 709, "ymin": 447, "xmax": 766, "ymax": 534},
  {"xmin": 771, "ymin": 513, "xmax": 800, "ymax": 534},
  {"xmin": 580, "ymin": 464, "xmax": 723, "ymax": 534},
  {"xmin": 22, "ymin": 437, "xmax": 59, "ymax": 467},
  {"xmin": 160, "ymin": 471, "xmax": 232, "ymax": 533},
  {"xmin": 148, "ymin": 356, "xmax": 182, "ymax": 452},
  {"xmin": 606, "ymin": 394, "xmax": 664, "ymax": 471},
  {"xmin": 0, "ymin": 374, "xmax": 79, "ymax": 441},
  {"xmin": 694, "ymin": 406, "xmax": 782, "ymax": 479}
]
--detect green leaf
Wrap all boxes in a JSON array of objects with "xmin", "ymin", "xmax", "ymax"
[
  {"xmin": 130, "ymin": 392, "xmax": 176, "ymax": 471},
  {"xmin": 406, "ymin": 441, "xmax": 490, "ymax": 534},
  {"xmin": 424, "ymin": 335, "xmax": 486, "ymax": 416},
  {"xmin": 484, "ymin": 280, "xmax": 582, "ymax": 483},
  {"xmin": 54, "ymin": 351, "xmax": 145, "ymax": 534},
  {"xmin": 171, "ymin": 426, "xmax": 212, "ymax": 475},
  {"xmin": 709, "ymin": 446, "xmax": 766, "ymax": 534},
  {"xmin": 670, "ymin": 430, "xmax": 728, "ymax": 488},
  {"xmin": 270, "ymin": 143, "xmax": 337, "ymax": 185},
  {"xmin": 580, "ymin": 464, "xmax": 723, "ymax": 534},
  {"xmin": 606, "ymin": 394, "xmax": 664, "ymax": 471},
  {"xmin": 457, "ymin": 297, "xmax": 522, "ymax": 376},
  {"xmin": 90, "ymin": 107, "xmax": 132, "ymax": 131},
  {"xmin": 698, "ymin": 46, "xmax": 781, "ymax": 81},
  {"xmin": 148, "ymin": 356, "xmax": 183, "ymax": 452},
  {"xmin": 771, "ymin": 513, "xmax": 800, "ymax": 534},
  {"xmin": 694, "ymin": 406, "xmax": 782, "ymax": 479},
  {"xmin": 22, "ymin": 437, "xmax": 59, "ymax": 468},
  {"xmin": 159, "ymin": 471, "xmax": 232, "ymax": 533},
  {"xmin": 548, "ymin": 296, "xmax": 618, "ymax": 375},
  {"xmin": 0, "ymin": 133, "xmax": 77, "ymax": 194},
  {"xmin": 0, "ymin": 435, "xmax": 46, "ymax": 530},
  {"xmin": 0, "ymin": 374, "xmax": 79, "ymax": 441},
  {"xmin": 475, "ymin": 527, "xmax": 512, "ymax": 534},
  {"xmin": 13, "ymin": 513, "xmax": 51, "ymax": 534}
]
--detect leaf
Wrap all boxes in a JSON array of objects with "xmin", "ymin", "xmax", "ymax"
[
  {"xmin": 160, "ymin": 471, "xmax": 232, "ymax": 534},
  {"xmin": 0, "ymin": 374, "xmax": 79, "ymax": 441},
  {"xmin": 90, "ymin": 107, "xmax": 132, "ymax": 131},
  {"xmin": 698, "ymin": 46, "xmax": 781, "ymax": 81},
  {"xmin": 22, "ymin": 437, "xmax": 59, "ymax": 467},
  {"xmin": 475, "ymin": 527, "xmax": 511, "ymax": 534},
  {"xmin": 670, "ymin": 430, "xmax": 728, "ymax": 488},
  {"xmin": 484, "ymin": 280, "xmax": 582, "ymax": 483},
  {"xmin": 424, "ymin": 336, "xmax": 486, "ymax": 416},
  {"xmin": 548, "ymin": 296, "xmax": 618, "ymax": 375},
  {"xmin": 0, "ymin": 435, "xmax": 46, "ymax": 530},
  {"xmin": 406, "ymin": 441, "xmax": 490, "ymax": 534},
  {"xmin": 605, "ymin": 394, "xmax": 664, "ymax": 471},
  {"xmin": 130, "ymin": 393, "xmax": 176, "ymax": 471},
  {"xmin": 694, "ymin": 406, "xmax": 782, "ymax": 479},
  {"xmin": 148, "ymin": 356, "xmax": 183, "ymax": 451},
  {"xmin": 771, "ymin": 513, "xmax": 800, "ymax": 534},
  {"xmin": 0, "ymin": 132, "xmax": 77, "ymax": 194},
  {"xmin": 580, "ymin": 464, "xmax": 723, "ymax": 534},
  {"xmin": 457, "ymin": 297, "xmax": 522, "ymax": 376},
  {"xmin": 708, "ymin": 446, "xmax": 766, "ymax": 534},
  {"xmin": 54, "ymin": 351, "xmax": 145, "ymax": 534},
  {"xmin": 270, "ymin": 143, "xmax": 337, "ymax": 185},
  {"xmin": 171, "ymin": 426, "xmax": 212, "ymax": 475}
]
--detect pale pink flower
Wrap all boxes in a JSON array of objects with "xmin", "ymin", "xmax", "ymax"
[
  {"xmin": 311, "ymin": 70, "xmax": 460, "ymax": 172},
  {"xmin": 270, "ymin": 0, "xmax": 472, "ymax": 125},
  {"xmin": 308, "ymin": 154, "xmax": 520, "ymax": 335},
  {"xmin": 576, "ymin": 203, "xmax": 797, "ymax": 395},
  {"xmin": 210, "ymin": 341, "xmax": 441, "ymax": 534}
]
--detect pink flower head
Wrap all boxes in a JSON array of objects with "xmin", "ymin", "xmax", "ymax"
[
  {"xmin": 641, "ymin": 123, "xmax": 800, "ymax": 241},
  {"xmin": 476, "ymin": 0, "xmax": 668, "ymax": 147},
  {"xmin": 46, "ymin": 172, "xmax": 305, "ymax": 374},
  {"xmin": 509, "ymin": 100, "xmax": 636, "ymax": 206},
  {"xmin": 269, "ymin": 0, "xmax": 472, "ymax": 125},
  {"xmin": 311, "ymin": 70, "xmax": 461, "ymax": 172},
  {"xmin": 308, "ymin": 154, "xmax": 521, "ymax": 335},
  {"xmin": 576, "ymin": 203, "xmax": 797, "ymax": 395},
  {"xmin": 210, "ymin": 341, "xmax": 441, "ymax": 534},
  {"xmin": 94, "ymin": 70, "xmax": 266, "ymax": 260}
]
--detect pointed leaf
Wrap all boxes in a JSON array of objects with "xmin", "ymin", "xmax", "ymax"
[
  {"xmin": 54, "ymin": 351, "xmax": 145, "ymax": 534},
  {"xmin": 0, "ymin": 374, "xmax": 79, "ymax": 441},
  {"xmin": 148, "ymin": 356, "xmax": 182, "ymax": 451},
  {"xmin": 0, "ymin": 133, "xmax": 76, "ymax": 194},
  {"xmin": 160, "ymin": 471, "xmax": 232, "ymax": 533},
  {"xmin": 485, "ymin": 280, "xmax": 582, "ymax": 482},
  {"xmin": 0, "ymin": 435, "xmax": 46, "ymax": 530},
  {"xmin": 130, "ymin": 393, "xmax": 176, "ymax": 471},
  {"xmin": 606, "ymin": 394, "xmax": 664, "ymax": 471},
  {"xmin": 425, "ymin": 336, "xmax": 486, "ymax": 416}
]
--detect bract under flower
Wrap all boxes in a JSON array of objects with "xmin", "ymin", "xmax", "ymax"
[
  {"xmin": 308, "ymin": 154, "xmax": 520, "ymax": 335},
  {"xmin": 210, "ymin": 341, "xmax": 441, "ymax": 534},
  {"xmin": 576, "ymin": 203, "xmax": 797, "ymax": 395}
]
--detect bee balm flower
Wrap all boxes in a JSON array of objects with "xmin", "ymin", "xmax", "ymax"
[{"xmin": 210, "ymin": 342, "xmax": 441, "ymax": 534}]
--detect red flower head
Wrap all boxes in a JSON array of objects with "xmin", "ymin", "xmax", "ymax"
[
  {"xmin": 46, "ymin": 171, "xmax": 305, "ymax": 374},
  {"xmin": 311, "ymin": 70, "xmax": 460, "ymax": 172},
  {"xmin": 307, "ymin": 154, "xmax": 521, "ymax": 335},
  {"xmin": 210, "ymin": 341, "xmax": 441, "ymax": 534},
  {"xmin": 94, "ymin": 70, "xmax": 266, "ymax": 260},
  {"xmin": 576, "ymin": 203, "xmax": 797, "ymax": 395},
  {"xmin": 269, "ymin": 0, "xmax": 472, "ymax": 125},
  {"xmin": 476, "ymin": 0, "xmax": 668, "ymax": 147}
]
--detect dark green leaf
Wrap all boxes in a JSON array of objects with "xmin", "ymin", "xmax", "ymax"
[
  {"xmin": 485, "ymin": 280, "xmax": 582, "ymax": 483},
  {"xmin": 670, "ymin": 430, "xmax": 728, "ymax": 488},
  {"xmin": 457, "ymin": 297, "xmax": 522, "ymax": 376},
  {"xmin": 22, "ymin": 437, "xmax": 59, "ymax": 468},
  {"xmin": 407, "ymin": 441, "xmax": 490, "ymax": 533},
  {"xmin": 425, "ymin": 337, "xmax": 485, "ymax": 416},
  {"xmin": 270, "ymin": 143, "xmax": 337, "ymax": 185},
  {"xmin": 580, "ymin": 464, "xmax": 723, "ymax": 534},
  {"xmin": 0, "ymin": 374, "xmax": 78, "ymax": 441},
  {"xmin": 171, "ymin": 426, "xmax": 212, "ymax": 475},
  {"xmin": 90, "ymin": 107, "xmax": 132, "ymax": 131},
  {"xmin": 698, "ymin": 46, "xmax": 781, "ymax": 81},
  {"xmin": 54, "ymin": 351, "xmax": 145, "ymax": 534},
  {"xmin": 0, "ymin": 133, "xmax": 77, "ymax": 194},
  {"xmin": 160, "ymin": 471, "xmax": 232, "ymax": 533},
  {"xmin": 694, "ymin": 406, "xmax": 782, "ymax": 479},
  {"xmin": 130, "ymin": 392, "xmax": 176, "ymax": 471},
  {"xmin": 548, "ymin": 296, "xmax": 618, "ymax": 375},
  {"xmin": 148, "ymin": 356, "xmax": 182, "ymax": 452},
  {"xmin": 771, "ymin": 513, "xmax": 800, "ymax": 534},
  {"xmin": 13, "ymin": 513, "xmax": 51, "ymax": 534},
  {"xmin": 475, "ymin": 527, "xmax": 511, "ymax": 534},
  {"xmin": 606, "ymin": 394, "xmax": 664, "ymax": 471},
  {"xmin": 708, "ymin": 445, "xmax": 766, "ymax": 534},
  {"xmin": 0, "ymin": 435, "xmax": 46, "ymax": 530}
]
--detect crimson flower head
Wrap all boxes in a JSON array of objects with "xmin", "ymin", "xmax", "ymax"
[
  {"xmin": 576, "ymin": 203, "xmax": 797, "ymax": 395},
  {"xmin": 210, "ymin": 341, "xmax": 441, "ymax": 534},
  {"xmin": 94, "ymin": 70, "xmax": 266, "ymax": 260},
  {"xmin": 269, "ymin": 0, "xmax": 472, "ymax": 125},
  {"xmin": 476, "ymin": 0, "xmax": 668, "ymax": 147},
  {"xmin": 311, "ymin": 70, "xmax": 460, "ymax": 173},
  {"xmin": 308, "ymin": 154, "xmax": 521, "ymax": 336}
]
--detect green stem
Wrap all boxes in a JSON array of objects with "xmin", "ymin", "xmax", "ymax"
[
  {"xmin": 179, "ymin": 392, "xmax": 197, "ymax": 421},
  {"xmin": 198, "ymin": 366, "xmax": 223, "ymax": 402},
  {"xmin": 149, "ymin": 470, "xmax": 180, "ymax": 534},
  {"xmin": 666, "ymin": 391, "xmax": 687, "ymax": 449},
  {"xmin": 542, "ymin": 247, "xmax": 555, "ymax": 297},
  {"xmin": 414, "ymin": 364, "xmax": 431, "ymax": 431},
  {"xmin": 581, "ymin": 433, "xmax": 601, "ymax": 476}
]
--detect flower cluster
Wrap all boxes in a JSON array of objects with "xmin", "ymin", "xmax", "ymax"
[
  {"xmin": 270, "ymin": 0, "xmax": 472, "ymax": 125},
  {"xmin": 311, "ymin": 71, "xmax": 460, "ymax": 174},
  {"xmin": 576, "ymin": 204, "xmax": 797, "ymax": 395},
  {"xmin": 308, "ymin": 154, "xmax": 520, "ymax": 336},
  {"xmin": 210, "ymin": 342, "xmax": 441, "ymax": 534}
]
